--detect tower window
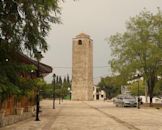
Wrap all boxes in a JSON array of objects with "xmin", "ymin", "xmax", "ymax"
[{"xmin": 78, "ymin": 40, "xmax": 82, "ymax": 45}]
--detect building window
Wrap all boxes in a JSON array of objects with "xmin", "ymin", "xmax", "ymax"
[
  {"xmin": 78, "ymin": 40, "xmax": 82, "ymax": 45},
  {"xmin": 96, "ymin": 89, "xmax": 99, "ymax": 93},
  {"xmin": 96, "ymin": 95, "xmax": 99, "ymax": 100},
  {"xmin": 101, "ymin": 95, "xmax": 103, "ymax": 98}
]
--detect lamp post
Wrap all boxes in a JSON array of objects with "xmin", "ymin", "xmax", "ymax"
[
  {"xmin": 61, "ymin": 85, "xmax": 64, "ymax": 102},
  {"xmin": 52, "ymin": 74, "xmax": 56, "ymax": 109},
  {"xmin": 137, "ymin": 74, "xmax": 140, "ymax": 109},
  {"xmin": 35, "ymin": 51, "xmax": 42, "ymax": 121},
  {"xmin": 59, "ymin": 92, "xmax": 61, "ymax": 104},
  {"xmin": 70, "ymin": 90, "xmax": 71, "ymax": 100},
  {"xmin": 68, "ymin": 87, "xmax": 71, "ymax": 100}
]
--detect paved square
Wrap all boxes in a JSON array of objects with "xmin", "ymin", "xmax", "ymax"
[{"xmin": 1, "ymin": 100, "xmax": 162, "ymax": 130}]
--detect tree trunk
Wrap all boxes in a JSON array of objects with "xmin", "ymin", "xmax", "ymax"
[
  {"xmin": 147, "ymin": 75, "xmax": 156, "ymax": 107},
  {"xmin": 149, "ymin": 90, "xmax": 153, "ymax": 107},
  {"xmin": 144, "ymin": 80, "xmax": 148, "ymax": 103}
]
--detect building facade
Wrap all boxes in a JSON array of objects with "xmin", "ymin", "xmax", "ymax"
[
  {"xmin": 93, "ymin": 85, "xmax": 106, "ymax": 101},
  {"xmin": 72, "ymin": 33, "xmax": 93, "ymax": 100}
]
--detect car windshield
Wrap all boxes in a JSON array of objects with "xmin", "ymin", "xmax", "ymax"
[
  {"xmin": 117, "ymin": 94, "xmax": 135, "ymax": 99},
  {"xmin": 124, "ymin": 97, "xmax": 135, "ymax": 99}
]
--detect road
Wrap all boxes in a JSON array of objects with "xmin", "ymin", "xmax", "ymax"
[{"xmin": 1, "ymin": 100, "xmax": 162, "ymax": 130}]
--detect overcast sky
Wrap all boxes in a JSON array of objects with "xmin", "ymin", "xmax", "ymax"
[{"xmin": 42, "ymin": 0, "xmax": 162, "ymax": 83}]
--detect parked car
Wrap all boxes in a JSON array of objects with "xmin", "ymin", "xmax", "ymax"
[{"xmin": 114, "ymin": 94, "xmax": 137, "ymax": 107}]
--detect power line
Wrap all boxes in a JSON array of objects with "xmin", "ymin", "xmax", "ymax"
[
  {"xmin": 53, "ymin": 66, "xmax": 110, "ymax": 69},
  {"xmin": 54, "ymin": 67, "xmax": 71, "ymax": 69},
  {"xmin": 93, "ymin": 66, "xmax": 110, "ymax": 68}
]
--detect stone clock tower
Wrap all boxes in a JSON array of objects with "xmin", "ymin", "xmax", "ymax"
[{"xmin": 72, "ymin": 33, "xmax": 93, "ymax": 101}]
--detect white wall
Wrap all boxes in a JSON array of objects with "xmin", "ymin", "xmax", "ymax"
[{"xmin": 140, "ymin": 96, "xmax": 162, "ymax": 103}]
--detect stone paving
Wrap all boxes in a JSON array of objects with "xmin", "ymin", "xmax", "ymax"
[{"xmin": 0, "ymin": 100, "xmax": 162, "ymax": 130}]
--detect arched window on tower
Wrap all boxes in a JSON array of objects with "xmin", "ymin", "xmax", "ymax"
[{"xmin": 78, "ymin": 40, "xmax": 82, "ymax": 45}]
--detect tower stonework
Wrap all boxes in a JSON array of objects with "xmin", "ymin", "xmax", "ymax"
[{"xmin": 72, "ymin": 33, "xmax": 93, "ymax": 101}]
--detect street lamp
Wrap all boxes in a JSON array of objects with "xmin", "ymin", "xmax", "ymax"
[
  {"xmin": 137, "ymin": 74, "xmax": 140, "ymax": 109},
  {"xmin": 52, "ymin": 73, "xmax": 56, "ymax": 109},
  {"xmin": 61, "ymin": 85, "xmax": 64, "ymax": 102},
  {"xmin": 35, "ymin": 51, "xmax": 42, "ymax": 121},
  {"xmin": 68, "ymin": 87, "xmax": 71, "ymax": 100}
]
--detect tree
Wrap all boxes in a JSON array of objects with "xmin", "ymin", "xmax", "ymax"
[
  {"xmin": 0, "ymin": 0, "xmax": 61, "ymax": 100},
  {"xmin": 62, "ymin": 75, "xmax": 71, "ymax": 99},
  {"xmin": 128, "ymin": 80, "xmax": 145, "ymax": 96},
  {"xmin": 41, "ymin": 83, "xmax": 53, "ymax": 99},
  {"xmin": 66, "ymin": 74, "xmax": 70, "ymax": 84},
  {"xmin": 107, "ymin": 9, "xmax": 162, "ymax": 105},
  {"xmin": 98, "ymin": 76, "xmax": 121, "ymax": 99},
  {"xmin": 42, "ymin": 75, "xmax": 71, "ymax": 99},
  {"xmin": 0, "ymin": 0, "xmax": 61, "ymax": 55},
  {"xmin": 154, "ymin": 79, "xmax": 162, "ymax": 96}
]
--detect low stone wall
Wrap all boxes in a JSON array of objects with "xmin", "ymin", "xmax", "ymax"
[{"xmin": 0, "ymin": 112, "xmax": 33, "ymax": 128}]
